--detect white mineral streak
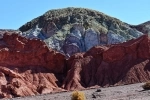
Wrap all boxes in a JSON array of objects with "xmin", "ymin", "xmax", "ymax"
[{"xmin": 19, "ymin": 24, "xmax": 143, "ymax": 56}]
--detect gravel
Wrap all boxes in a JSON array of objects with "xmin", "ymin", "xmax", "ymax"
[{"xmin": 2, "ymin": 83, "xmax": 150, "ymax": 100}]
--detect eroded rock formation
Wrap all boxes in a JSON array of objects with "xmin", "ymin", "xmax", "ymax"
[
  {"xmin": 1, "ymin": 7, "xmax": 150, "ymax": 99},
  {"xmin": 0, "ymin": 32, "xmax": 65, "ymax": 98},
  {"xmin": 0, "ymin": 32, "xmax": 150, "ymax": 99},
  {"xmin": 62, "ymin": 34, "xmax": 150, "ymax": 90},
  {"xmin": 18, "ymin": 7, "xmax": 144, "ymax": 56}
]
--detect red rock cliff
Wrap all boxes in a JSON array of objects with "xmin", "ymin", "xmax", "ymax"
[
  {"xmin": 0, "ymin": 32, "xmax": 66, "ymax": 98},
  {"xmin": 62, "ymin": 35, "xmax": 150, "ymax": 90},
  {"xmin": 1, "ymin": 32, "xmax": 150, "ymax": 98}
]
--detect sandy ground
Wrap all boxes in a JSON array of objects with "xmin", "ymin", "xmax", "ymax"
[{"xmin": 2, "ymin": 83, "xmax": 150, "ymax": 100}]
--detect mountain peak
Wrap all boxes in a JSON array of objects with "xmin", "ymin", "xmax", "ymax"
[{"xmin": 18, "ymin": 7, "xmax": 144, "ymax": 56}]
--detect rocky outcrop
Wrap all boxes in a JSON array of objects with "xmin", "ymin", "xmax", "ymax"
[
  {"xmin": 1, "ymin": 7, "xmax": 150, "ymax": 99},
  {"xmin": 0, "ymin": 32, "xmax": 65, "ymax": 98},
  {"xmin": 0, "ymin": 32, "xmax": 150, "ymax": 98},
  {"xmin": 62, "ymin": 35, "xmax": 150, "ymax": 90},
  {"xmin": 18, "ymin": 7, "xmax": 144, "ymax": 56},
  {"xmin": 84, "ymin": 28, "xmax": 99, "ymax": 50},
  {"xmin": 107, "ymin": 30, "xmax": 126, "ymax": 45}
]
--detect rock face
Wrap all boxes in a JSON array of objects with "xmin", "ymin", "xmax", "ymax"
[
  {"xmin": 84, "ymin": 28, "xmax": 99, "ymax": 51},
  {"xmin": 18, "ymin": 7, "xmax": 144, "ymax": 56},
  {"xmin": 0, "ymin": 32, "xmax": 150, "ymax": 98},
  {"xmin": 0, "ymin": 32, "xmax": 66, "ymax": 98},
  {"xmin": 62, "ymin": 34, "xmax": 150, "ymax": 90},
  {"xmin": 1, "ymin": 7, "xmax": 150, "ymax": 99}
]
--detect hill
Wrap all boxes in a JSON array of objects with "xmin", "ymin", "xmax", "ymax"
[
  {"xmin": 0, "ymin": 32, "xmax": 150, "ymax": 98},
  {"xmin": 19, "ymin": 7, "xmax": 143, "ymax": 56}
]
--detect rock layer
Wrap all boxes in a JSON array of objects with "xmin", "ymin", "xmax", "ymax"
[
  {"xmin": 63, "ymin": 34, "xmax": 150, "ymax": 90},
  {"xmin": 18, "ymin": 7, "xmax": 144, "ymax": 56},
  {"xmin": 0, "ymin": 32, "xmax": 65, "ymax": 98},
  {"xmin": 0, "ymin": 33, "xmax": 150, "ymax": 98},
  {"xmin": 1, "ymin": 7, "xmax": 150, "ymax": 99},
  {"xmin": 1, "ymin": 32, "xmax": 150, "ymax": 98}
]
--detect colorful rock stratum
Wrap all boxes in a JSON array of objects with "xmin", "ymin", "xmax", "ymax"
[
  {"xmin": 0, "ymin": 31, "xmax": 150, "ymax": 98},
  {"xmin": 0, "ymin": 32, "xmax": 66, "ymax": 98},
  {"xmin": 18, "ymin": 7, "xmax": 144, "ymax": 56},
  {"xmin": 0, "ymin": 7, "xmax": 150, "ymax": 99}
]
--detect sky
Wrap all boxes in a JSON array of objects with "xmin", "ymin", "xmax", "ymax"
[{"xmin": 0, "ymin": 0, "xmax": 149, "ymax": 29}]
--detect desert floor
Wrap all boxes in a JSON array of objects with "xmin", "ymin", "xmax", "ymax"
[{"xmin": 2, "ymin": 83, "xmax": 150, "ymax": 100}]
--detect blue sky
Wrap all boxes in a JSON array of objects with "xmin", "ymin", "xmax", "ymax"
[{"xmin": 0, "ymin": 0, "xmax": 149, "ymax": 29}]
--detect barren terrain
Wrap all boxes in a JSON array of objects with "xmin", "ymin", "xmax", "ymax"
[{"xmin": 2, "ymin": 83, "xmax": 150, "ymax": 100}]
